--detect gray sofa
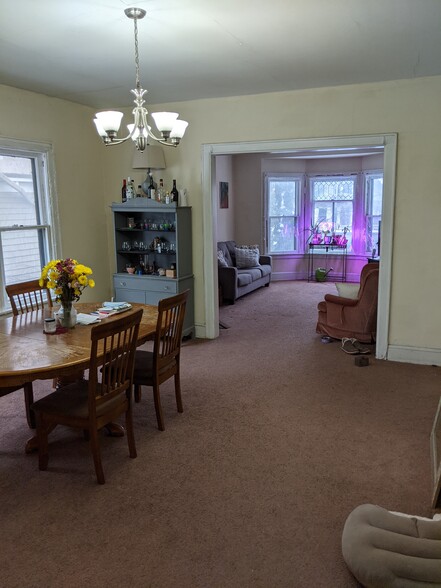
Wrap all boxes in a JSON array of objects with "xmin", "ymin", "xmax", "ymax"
[{"xmin": 217, "ymin": 240, "xmax": 272, "ymax": 304}]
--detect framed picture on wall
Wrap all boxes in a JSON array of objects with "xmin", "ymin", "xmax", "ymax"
[{"xmin": 219, "ymin": 181, "xmax": 229, "ymax": 209}]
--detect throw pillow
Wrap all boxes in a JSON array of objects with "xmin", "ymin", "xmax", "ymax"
[
  {"xmin": 335, "ymin": 282, "xmax": 360, "ymax": 299},
  {"xmin": 217, "ymin": 249, "xmax": 229, "ymax": 267},
  {"xmin": 235, "ymin": 245, "xmax": 260, "ymax": 268}
]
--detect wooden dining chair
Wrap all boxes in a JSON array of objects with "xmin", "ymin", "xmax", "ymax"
[
  {"xmin": 133, "ymin": 290, "xmax": 189, "ymax": 431},
  {"xmin": 31, "ymin": 309, "xmax": 143, "ymax": 485},
  {"xmin": 3, "ymin": 279, "xmax": 54, "ymax": 428},
  {"xmin": 5, "ymin": 279, "xmax": 53, "ymax": 316}
]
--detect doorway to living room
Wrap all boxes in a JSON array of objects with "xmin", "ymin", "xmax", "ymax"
[{"xmin": 202, "ymin": 134, "xmax": 397, "ymax": 360}]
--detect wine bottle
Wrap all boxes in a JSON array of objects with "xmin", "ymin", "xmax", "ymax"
[
  {"xmin": 121, "ymin": 179, "xmax": 127, "ymax": 203},
  {"xmin": 148, "ymin": 174, "xmax": 156, "ymax": 199},
  {"xmin": 171, "ymin": 179, "xmax": 179, "ymax": 203}
]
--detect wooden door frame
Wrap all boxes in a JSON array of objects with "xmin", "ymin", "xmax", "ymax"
[{"xmin": 202, "ymin": 133, "xmax": 397, "ymax": 360}]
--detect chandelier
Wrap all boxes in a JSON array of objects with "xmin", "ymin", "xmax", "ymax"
[{"xmin": 93, "ymin": 7, "xmax": 188, "ymax": 152}]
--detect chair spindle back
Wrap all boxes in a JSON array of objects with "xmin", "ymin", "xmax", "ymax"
[{"xmin": 5, "ymin": 279, "xmax": 53, "ymax": 316}]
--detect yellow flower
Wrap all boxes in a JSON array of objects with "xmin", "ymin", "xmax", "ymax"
[{"xmin": 40, "ymin": 258, "xmax": 95, "ymax": 303}]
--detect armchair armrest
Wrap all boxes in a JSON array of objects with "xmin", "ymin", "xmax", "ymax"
[{"xmin": 324, "ymin": 293, "xmax": 358, "ymax": 307}]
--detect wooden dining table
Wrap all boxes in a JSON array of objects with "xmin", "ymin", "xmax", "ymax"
[{"xmin": 0, "ymin": 302, "xmax": 158, "ymax": 451}]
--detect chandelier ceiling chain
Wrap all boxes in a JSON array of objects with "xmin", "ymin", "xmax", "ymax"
[
  {"xmin": 93, "ymin": 7, "xmax": 188, "ymax": 152},
  {"xmin": 133, "ymin": 10, "xmax": 141, "ymax": 90}
]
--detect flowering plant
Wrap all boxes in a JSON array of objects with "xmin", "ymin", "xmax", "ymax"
[{"xmin": 40, "ymin": 258, "xmax": 95, "ymax": 304}]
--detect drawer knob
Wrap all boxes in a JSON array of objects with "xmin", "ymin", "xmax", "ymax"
[{"xmin": 120, "ymin": 281, "xmax": 126, "ymax": 286}]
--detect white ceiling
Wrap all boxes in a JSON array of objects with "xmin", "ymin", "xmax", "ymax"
[{"xmin": 1, "ymin": 0, "xmax": 441, "ymax": 110}]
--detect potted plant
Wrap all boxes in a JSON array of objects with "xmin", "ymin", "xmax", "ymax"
[{"xmin": 305, "ymin": 219, "xmax": 325, "ymax": 245}]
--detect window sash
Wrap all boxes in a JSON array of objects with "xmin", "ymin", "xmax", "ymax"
[
  {"xmin": 365, "ymin": 173, "xmax": 384, "ymax": 253},
  {"xmin": 265, "ymin": 174, "xmax": 301, "ymax": 253},
  {"xmin": 309, "ymin": 175, "xmax": 356, "ymax": 251}
]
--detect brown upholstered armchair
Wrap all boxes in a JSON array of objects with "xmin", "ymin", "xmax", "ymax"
[{"xmin": 316, "ymin": 263, "xmax": 379, "ymax": 342}]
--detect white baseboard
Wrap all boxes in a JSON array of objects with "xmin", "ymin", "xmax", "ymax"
[
  {"xmin": 272, "ymin": 272, "xmax": 305, "ymax": 281},
  {"xmin": 387, "ymin": 344, "xmax": 441, "ymax": 366},
  {"xmin": 272, "ymin": 272, "xmax": 361, "ymax": 283}
]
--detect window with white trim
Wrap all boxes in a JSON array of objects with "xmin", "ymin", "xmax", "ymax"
[
  {"xmin": 265, "ymin": 174, "xmax": 301, "ymax": 253},
  {"xmin": 365, "ymin": 173, "xmax": 383, "ymax": 254},
  {"xmin": 263, "ymin": 170, "xmax": 383, "ymax": 255},
  {"xmin": 310, "ymin": 175, "xmax": 355, "ymax": 250},
  {"xmin": 0, "ymin": 141, "xmax": 58, "ymax": 313}
]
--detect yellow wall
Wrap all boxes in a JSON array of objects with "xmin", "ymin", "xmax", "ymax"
[
  {"xmin": 0, "ymin": 84, "xmax": 110, "ymax": 303},
  {"xmin": 1, "ymin": 75, "xmax": 441, "ymax": 349}
]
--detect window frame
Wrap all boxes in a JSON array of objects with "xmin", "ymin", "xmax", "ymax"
[
  {"xmin": 308, "ymin": 174, "xmax": 357, "ymax": 252},
  {"xmin": 264, "ymin": 172, "xmax": 302, "ymax": 254},
  {"xmin": 0, "ymin": 137, "xmax": 60, "ymax": 313},
  {"xmin": 364, "ymin": 171, "xmax": 384, "ymax": 255}
]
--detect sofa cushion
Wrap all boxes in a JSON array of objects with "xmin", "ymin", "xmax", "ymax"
[
  {"xmin": 217, "ymin": 242, "xmax": 233, "ymax": 266},
  {"xmin": 238, "ymin": 267, "xmax": 263, "ymax": 282},
  {"xmin": 217, "ymin": 249, "xmax": 229, "ymax": 267},
  {"xmin": 224, "ymin": 241, "xmax": 237, "ymax": 265},
  {"xmin": 259, "ymin": 264, "xmax": 271, "ymax": 277},
  {"xmin": 237, "ymin": 273, "xmax": 252, "ymax": 287},
  {"xmin": 235, "ymin": 245, "xmax": 260, "ymax": 268}
]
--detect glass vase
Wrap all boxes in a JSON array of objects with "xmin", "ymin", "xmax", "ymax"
[{"xmin": 58, "ymin": 300, "xmax": 77, "ymax": 328}]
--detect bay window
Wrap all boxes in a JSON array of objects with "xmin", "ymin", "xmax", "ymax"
[{"xmin": 263, "ymin": 169, "xmax": 383, "ymax": 256}]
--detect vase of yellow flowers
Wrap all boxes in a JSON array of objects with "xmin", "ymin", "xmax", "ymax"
[{"xmin": 40, "ymin": 258, "xmax": 95, "ymax": 328}]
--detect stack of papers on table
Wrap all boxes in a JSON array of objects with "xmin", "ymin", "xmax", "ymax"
[
  {"xmin": 97, "ymin": 302, "xmax": 132, "ymax": 316},
  {"xmin": 76, "ymin": 313, "xmax": 101, "ymax": 325}
]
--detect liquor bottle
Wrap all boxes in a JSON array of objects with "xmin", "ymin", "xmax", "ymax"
[
  {"xmin": 165, "ymin": 191, "xmax": 171, "ymax": 205},
  {"xmin": 126, "ymin": 176, "xmax": 135, "ymax": 199},
  {"xmin": 121, "ymin": 179, "xmax": 127, "ymax": 203},
  {"xmin": 147, "ymin": 174, "xmax": 156, "ymax": 200},
  {"xmin": 136, "ymin": 185, "xmax": 143, "ymax": 198},
  {"xmin": 171, "ymin": 179, "xmax": 179, "ymax": 203},
  {"xmin": 157, "ymin": 178, "xmax": 164, "ymax": 203}
]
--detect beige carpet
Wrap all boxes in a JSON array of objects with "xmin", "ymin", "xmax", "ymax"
[{"xmin": 1, "ymin": 280, "xmax": 439, "ymax": 587}]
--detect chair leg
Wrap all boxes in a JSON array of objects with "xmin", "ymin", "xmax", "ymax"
[
  {"xmin": 89, "ymin": 427, "xmax": 105, "ymax": 485},
  {"xmin": 153, "ymin": 383, "xmax": 165, "ymax": 431},
  {"xmin": 36, "ymin": 413, "xmax": 49, "ymax": 471},
  {"xmin": 125, "ymin": 408, "xmax": 137, "ymax": 459},
  {"xmin": 24, "ymin": 382, "xmax": 35, "ymax": 429},
  {"xmin": 134, "ymin": 384, "xmax": 142, "ymax": 403},
  {"xmin": 174, "ymin": 372, "xmax": 183, "ymax": 414}
]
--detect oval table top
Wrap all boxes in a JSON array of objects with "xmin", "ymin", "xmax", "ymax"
[{"xmin": 0, "ymin": 302, "xmax": 158, "ymax": 387}]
